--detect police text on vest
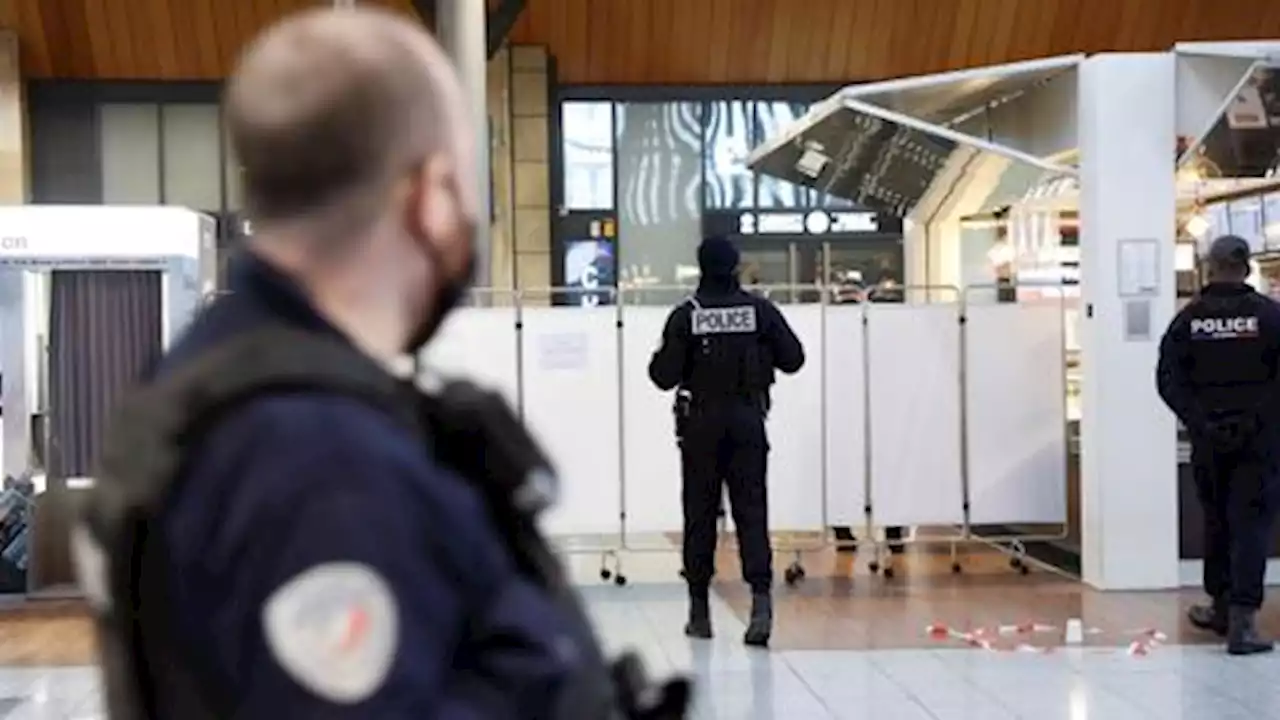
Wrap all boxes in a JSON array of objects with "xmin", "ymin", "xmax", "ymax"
[
  {"xmin": 1190, "ymin": 316, "xmax": 1260, "ymax": 339},
  {"xmin": 691, "ymin": 306, "xmax": 758, "ymax": 335}
]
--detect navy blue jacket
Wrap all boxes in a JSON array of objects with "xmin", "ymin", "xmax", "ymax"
[{"xmin": 152, "ymin": 253, "xmax": 583, "ymax": 717}]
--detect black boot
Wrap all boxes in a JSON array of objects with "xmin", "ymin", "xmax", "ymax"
[
  {"xmin": 1188, "ymin": 597, "xmax": 1228, "ymax": 637},
  {"xmin": 1227, "ymin": 605, "xmax": 1274, "ymax": 656},
  {"xmin": 684, "ymin": 588, "xmax": 712, "ymax": 639},
  {"xmin": 743, "ymin": 591, "xmax": 772, "ymax": 648}
]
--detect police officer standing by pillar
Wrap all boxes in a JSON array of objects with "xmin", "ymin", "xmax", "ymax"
[
  {"xmin": 648, "ymin": 236, "xmax": 805, "ymax": 648},
  {"xmin": 73, "ymin": 8, "xmax": 689, "ymax": 718},
  {"xmin": 1158, "ymin": 234, "xmax": 1280, "ymax": 656}
]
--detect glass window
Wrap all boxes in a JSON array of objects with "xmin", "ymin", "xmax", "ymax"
[
  {"xmin": 616, "ymin": 102, "xmax": 704, "ymax": 298},
  {"xmin": 753, "ymin": 102, "xmax": 813, "ymax": 209},
  {"xmin": 562, "ymin": 101, "xmax": 615, "ymax": 210},
  {"xmin": 1264, "ymin": 193, "xmax": 1280, "ymax": 250},
  {"xmin": 703, "ymin": 100, "xmax": 754, "ymax": 209},
  {"xmin": 100, "ymin": 104, "xmax": 161, "ymax": 204},
  {"xmin": 161, "ymin": 104, "xmax": 223, "ymax": 211},
  {"xmin": 1228, "ymin": 197, "xmax": 1265, "ymax": 253}
]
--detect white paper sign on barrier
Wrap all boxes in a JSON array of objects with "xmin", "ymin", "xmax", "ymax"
[
  {"xmin": 620, "ymin": 306, "xmax": 685, "ymax": 535},
  {"xmin": 521, "ymin": 308, "xmax": 622, "ymax": 537},
  {"xmin": 965, "ymin": 304, "xmax": 1068, "ymax": 525},
  {"xmin": 823, "ymin": 305, "xmax": 867, "ymax": 527},
  {"xmin": 419, "ymin": 307, "xmax": 521, "ymax": 408},
  {"xmin": 768, "ymin": 304, "xmax": 827, "ymax": 532},
  {"xmin": 866, "ymin": 304, "xmax": 965, "ymax": 526}
]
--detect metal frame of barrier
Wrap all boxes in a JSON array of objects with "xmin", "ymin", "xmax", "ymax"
[
  {"xmin": 858, "ymin": 285, "xmax": 969, "ymax": 578},
  {"xmin": 218, "ymin": 280, "xmax": 1073, "ymax": 585},
  {"xmin": 951, "ymin": 282, "xmax": 1074, "ymax": 576},
  {"xmin": 862, "ymin": 282, "xmax": 1073, "ymax": 580}
]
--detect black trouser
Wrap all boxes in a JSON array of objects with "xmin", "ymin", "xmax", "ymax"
[
  {"xmin": 1194, "ymin": 445, "xmax": 1279, "ymax": 610},
  {"xmin": 680, "ymin": 400, "xmax": 772, "ymax": 593}
]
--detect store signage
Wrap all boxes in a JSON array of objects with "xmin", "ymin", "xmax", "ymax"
[
  {"xmin": 738, "ymin": 210, "xmax": 879, "ymax": 236},
  {"xmin": 0, "ymin": 236, "xmax": 27, "ymax": 251}
]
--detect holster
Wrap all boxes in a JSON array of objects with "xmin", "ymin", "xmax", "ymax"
[{"xmin": 673, "ymin": 389, "xmax": 692, "ymax": 442}]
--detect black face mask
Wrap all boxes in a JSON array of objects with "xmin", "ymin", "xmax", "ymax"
[{"xmin": 405, "ymin": 241, "xmax": 475, "ymax": 354}]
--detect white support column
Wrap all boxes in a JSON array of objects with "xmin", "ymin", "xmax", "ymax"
[
  {"xmin": 435, "ymin": 0, "xmax": 491, "ymax": 288},
  {"xmin": 1077, "ymin": 53, "xmax": 1180, "ymax": 590}
]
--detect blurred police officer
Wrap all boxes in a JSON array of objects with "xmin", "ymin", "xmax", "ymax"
[
  {"xmin": 73, "ymin": 8, "xmax": 688, "ymax": 718},
  {"xmin": 1158, "ymin": 234, "xmax": 1280, "ymax": 656},
  {"xmin": 649, "ymin": 236, "xmax": 805, "ymax": 647}
]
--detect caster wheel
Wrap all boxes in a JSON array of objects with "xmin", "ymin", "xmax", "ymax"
[
  {"xmin": 883, "ymin": 567, "xmax": 896, "ymax": 580},
  {"xmin": 600, "ymin": 568, "xmax": 613, "ymax": 581},
  {"xmin": 783, "ymin": 564, "xmax": 805, "ymax": 587},
  {"xmin": 951, "ymin": 562, "xmax": 963, "ymax": 574},
  {"xmin": 614, "ymin": 574, "xmax": 628, "ymax": 586},
  {"xmin": 869, "ymin": 562, "xmax": 880, "ymax": 574},
  {"xmin": 1018, "ymin": 564, "xmax": 1031, "ymax": 576},
  {"xmin": 1009, "ymin": 557, "xmax": 1023, "ymax": 569}
]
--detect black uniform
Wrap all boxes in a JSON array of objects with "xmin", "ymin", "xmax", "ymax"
[
  {"xmin": 648, "ymin": 236, "xmax": 804, "ymax": 647},
  {"xmin": 1157, "ymin": 246, "xmax": 1280, "ymax": 654}
]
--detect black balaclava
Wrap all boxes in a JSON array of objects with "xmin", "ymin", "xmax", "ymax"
[{"xmin": 696, "ymin": 236, "xmax": 741, "ymax": 295}]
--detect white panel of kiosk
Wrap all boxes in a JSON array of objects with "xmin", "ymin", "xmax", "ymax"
[{"xmin": 0, "ymin": 205, "xmax": 214, "ymax": 479}]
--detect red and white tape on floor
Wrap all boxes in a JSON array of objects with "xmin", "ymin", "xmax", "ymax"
[{"xmin": 925, "ymin": 622, "xmax": 1167, "ymax": 657}]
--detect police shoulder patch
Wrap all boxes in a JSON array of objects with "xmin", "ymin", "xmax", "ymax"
[{"xmin": 262, "ymin": 562, "xmax": 400, "ymax": 704}]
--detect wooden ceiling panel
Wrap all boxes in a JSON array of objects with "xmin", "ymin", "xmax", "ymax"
[
  {"xmin": 4, "ymin": 0, "xmax": 422, "ymax": 80},
  {"xmin": 4, "ymin": 0, "xmax": 1280, "ymax": 82},
  {"xmin": 510, "ymin": 0, "xmax": 1280, "ymax": 85}
]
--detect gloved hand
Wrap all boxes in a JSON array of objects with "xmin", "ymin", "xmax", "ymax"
[
  {"xmin": 418, "ymin": 379, "xmax": 558, "ymax": 515},
  {"xmin": 611, "ymin": 653, "xmax": 693, "ymax": 720}
]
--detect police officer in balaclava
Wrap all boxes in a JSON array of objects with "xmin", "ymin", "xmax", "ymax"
[
  {"xmin": 648, "ymin": 236, "xmax": 805, "ymax": 647},
  {"xmin": 1158, "ymin": 234, "xmax": 1280, "ymax": 655}
]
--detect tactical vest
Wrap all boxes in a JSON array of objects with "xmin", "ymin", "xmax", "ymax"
[
  {"xmin": 683, "ymin": 295, "xmax": 769, "ymax": 402},
  {"xmin": 72, "ymin": 326, "xmax": 624, "ymax": 719}
]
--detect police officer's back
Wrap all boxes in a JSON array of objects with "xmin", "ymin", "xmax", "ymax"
[
  {"xmin": 648, "ymin": 237, "xmax": 804, "ymax": 648},
  {"xmin": 74, "ymin": 9, "xmax": 688, "ymax": 718},
  {"xmin": 1157, "ymin": 234, "xmax": 1280, "ymax": 655}
]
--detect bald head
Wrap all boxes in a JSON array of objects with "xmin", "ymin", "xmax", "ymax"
[{"xmin": 225, "ymin": 7, "xmax": 468, "ymax": 237}]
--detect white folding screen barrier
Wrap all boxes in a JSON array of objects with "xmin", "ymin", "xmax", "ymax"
[
  {"xmin": 521, "ymin": 307, "xmax": 623, "ymax": 536},
  {"xmin": 963, "ymin": 303, "xmax": 1068, "ymax": 525},
  {"xmin": 865, "ymin": 304, "xmax": 965, "ymax": 527},
  {"xmin": 822, "ymin": 306, "xmax": 867, "ymax": 528},
  {"xmin": 418, "ymin": 294, "xmax": 1066, "ymax": 545},
  {"xmin": 619, "ymin": 307, "xmax": 684, "ymax": 535},
  {"xmin": 767, "ymin": 305, "xmax": 828, "ymax": 532},
  {"xmin": 422, "ymin": 306, "xmax": 521, "ymax": 408}
]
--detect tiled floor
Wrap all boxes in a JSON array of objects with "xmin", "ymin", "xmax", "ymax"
[
  {"xmin": 1, "ymin": 545, "xmax": 1279, "ymax": 719},
  {"xmin": 2, "ymin": 585, "xmax": 1279, "ymax": 719}
]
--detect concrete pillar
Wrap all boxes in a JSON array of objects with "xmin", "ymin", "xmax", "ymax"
[
  {"xmin": 1077, "ymin": 54, "xmax": 1180, "ymax": 590},
  {"xmin": 508, "ymin": 46, "xmax": 551, "ymax": 305},
  {"xmin": 435, "ymin": 0, "xmax": 491, "ymax": 289}
]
